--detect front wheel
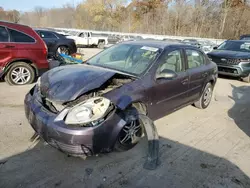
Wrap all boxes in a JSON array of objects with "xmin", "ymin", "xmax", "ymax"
[
  {"xmin": 114, "ymin": 105, "xmax": 145, "ymax": 152},
  {"xmin": 242, "ymin": 74, "xmax": 250, "ymax": 83},
  {"xmin": 4, "ymin": 62, "xmax": 35, "ymax": 85},
  {"xmin": 194, "ymin": 82, "xmax": 213, "ymax": 109}
]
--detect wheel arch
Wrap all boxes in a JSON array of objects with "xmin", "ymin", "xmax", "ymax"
[
  {"xmin": 115, "ymin": 95, "xmax": 148, "ymax": 114},
  {"xmin": 98, "ymin": 39, "xmax": 105, "ymax": 44},
  {"xmin": 3, "ymin": 59, "xmax": 38, "ymax": 77}
]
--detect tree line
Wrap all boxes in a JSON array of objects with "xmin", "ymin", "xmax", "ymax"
[{"xmin": 1, "ymin": 0, "xmax": 250, "ymax": 39}]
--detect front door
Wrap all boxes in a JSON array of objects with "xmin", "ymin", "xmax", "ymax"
[{"xmin": 148, "ymin": 49, "xmax": 189, "ymax": 120}]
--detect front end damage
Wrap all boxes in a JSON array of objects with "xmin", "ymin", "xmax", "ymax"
[{"xmin": 24, "ymin": 74, "xmax": 135, "ymax": 156}]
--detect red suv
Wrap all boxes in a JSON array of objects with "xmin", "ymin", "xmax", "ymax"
[{"xmin": 0, "ymin": 21, "xmax": 49, "ymax": 85}]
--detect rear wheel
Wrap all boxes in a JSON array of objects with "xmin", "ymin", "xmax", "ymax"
[
  {"xmin": 114, "ymin": 104, "xmax": 146, "ymax": 151},
  {"xmin": 194, "ymin": 82, "xmax": 213, "ymax": 109},
  {"xmin": 97, "ymin": 41, "xmax": 105, "ymax": 49},
  {"xmin": 242, "ymin": 74, "xmax": 250, "ymax": 83},
  {"xmin": 4, "ymin": 62, "xmax": 35, "ymax": 85},
  {"xmin": 56, "ymin": 46, "xmax": 70, "ymax": 55}
]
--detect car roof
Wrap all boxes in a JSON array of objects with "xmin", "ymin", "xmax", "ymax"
[
  {"xmin": 121, "ymin": 40, "xmax": 189, "ymax": 49},
  {"xmin": 34, "ymin": 29, "xmax": 54, "ymax": 32},
  {"xmin": 0, "ymin": 20, "xmax": 31, "ymax": 29},
  {"xmin": 226, "ymin": 40, "xmax": 250, "ymax": 42},
  {"xmin": 240, "ymin": 34, "xmax": 250, "ymax": 37}
]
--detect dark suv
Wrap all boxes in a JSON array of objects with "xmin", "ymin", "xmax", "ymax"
[
  {"xmin": 0, "ymin": 21, "xmax": 49, "ymax": 85},
  {"xmin": 25, "ymin": 41, "xmax": 218, "ymax": 156},
  {"xmin": 35, "ymin": 29, "xmax": 77, "ymax": 58},
  {"xmin": 240, "ymin": 35, "xmax": 250, "ymax": 40},
  {"xmin": 207, "ymin": 40, "xmax": 250, "ymax": 82}
]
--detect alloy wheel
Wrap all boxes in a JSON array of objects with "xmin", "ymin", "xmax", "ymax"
[
  {"xmin": 203, "ymin": 87, "xmax": 212, "ymax": 106},
  {"xmin": 119, "ymin": 119, "xmax": 143, "ymax": 145},
  {"xmin": 11, "ymin": 67, "xmax": 31, "ymax": 85},
  {"xmin": 57, "ymin": 46, "xmax": 69, "ymax": 55}
]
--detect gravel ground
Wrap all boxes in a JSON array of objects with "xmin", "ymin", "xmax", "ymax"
[{"xmin": 0, "ymin": 48, "xmax": 250, "ymax": 188}]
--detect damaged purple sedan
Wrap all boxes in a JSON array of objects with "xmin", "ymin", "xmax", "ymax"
[{"xmin": 24, "ymin": 40, "xmax": 217, "ymax": 156}]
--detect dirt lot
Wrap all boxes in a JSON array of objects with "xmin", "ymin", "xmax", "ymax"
[{"xmin": 1, "ymin": 48, "xmax": 250, "ymax": 188}]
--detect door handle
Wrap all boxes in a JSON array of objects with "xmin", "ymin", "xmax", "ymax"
[
  {"xmin": 181, "ymin": 78, "xmax": 189, "ymax": 85},
  {"xmin": 4, "ymin": 45, "xmax": 15, "ymax": 49}
]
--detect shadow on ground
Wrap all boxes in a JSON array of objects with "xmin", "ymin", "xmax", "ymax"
[
  {"xmin": 228, "ymin": 84, "xmax": 250, "ymax": 137},
  {"xmin": 0, "ymin": 134, "xmax": 249, "ymax": 188}
]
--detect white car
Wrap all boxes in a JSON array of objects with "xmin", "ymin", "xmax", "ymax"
[{"xmin": 66, "ymin": 32, "xmax": 108, "ymax": 48}]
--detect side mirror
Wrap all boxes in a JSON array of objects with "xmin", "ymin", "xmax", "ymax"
[
  {"xmin": 156, "ymin": 69, "xmax": 177, "ymax": 80},
  {"xmin": 213, "ymin": 46, "xmax": 218, "ymax": 50}
]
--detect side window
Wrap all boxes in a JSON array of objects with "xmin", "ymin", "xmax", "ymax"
[
  {"xmin": 79, "ymin": 33, "xmax": 87, "ymax": 38},
  {"xmin": 40, "ymin": 31, "xmax": 57, "ymax": 39},
  {"xmin": 157, "ymin": 50, "xmax": 183, "ymax": 73},
  {"xmin": 186, "ymin": 49, "xmax": 204, "ymax": 69},
  {"xmin": 0, "ymin": 26, "xmax": 9, "ymax": 42},
  {"xmin": 8, "ymin": 29, "xmax": 35, "ymax": 43}
]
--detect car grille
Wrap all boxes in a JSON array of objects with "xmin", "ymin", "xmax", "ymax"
[
  {"xmin": 209, "ymin": 56, "xmax": 240, "ymax": 65},
  {"xmin": 218, "ymin": 67, "xmax": 239, "ymax": 74},
  {"xmin": 49, "ymin": 139, "xmax": 93, "ymax": 156}
]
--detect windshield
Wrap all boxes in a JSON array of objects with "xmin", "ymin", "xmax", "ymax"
[
  {"xmin": 217, "ymin": 41, "xmax": 250, "ymax": 52},
  {"xmin": 87, "ymin": 44, "xmax": 161, "ymax": 76}
]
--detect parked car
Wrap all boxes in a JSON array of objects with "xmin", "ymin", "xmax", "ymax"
[
  {"xmin": 66, "ymin": 31, "xmax": 108, "ymax": 48},
  {"xmin": 198, "ymin": 40, "xmax": 217, "ymax": 54},
  {"xmin": 107, "ymin": 35, "xmax": 121, "ymax": 44},
  {"xmin": 24, "ymin": 41, "xmax": 217, "ymax": 156},
  {"xmin": 207, "ymin": 40, "xmax": 250, "ymax": 82},
  {"xmin": 182, "ymin": 39, "xmax": 201, "ymax": 48},
  {"xmin": 35, "ymin": 29, "xmax": 77, "ymax": 58},
  {"xmin": 162, "ymin": 38, "xmax": 181, "ymax": 43},
  {"xmin": 240, "ymin": 35, "xmax": 250, "ymax": 40},
  {"xmin": 0, "ymin": 21, "xmax": 49, "ymax": 85},
  {"xmin": 118, "ymin": 35, "xmax": 143, "ymax": 43}
]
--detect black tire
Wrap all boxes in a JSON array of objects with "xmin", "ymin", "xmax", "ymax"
[
  {"xmin": 194, "ymin": 82, "xmax": 213, "ymax": 109},
  {"xmin": 4, "ymin": 62, "xmax": 35, "ymax": 86},
  {"xmin": 97, "ymin": 41, "xmax": 105, "ymax": 49},
  {"xmin": 114, "ymin": 103, "xmax": 146, "ymax": 152},
  {"xmin": 242, "ymin": 74, "xmax": 250, "ymax": 83},
  {"xmin": 56, "ymin": 46, "xmax": 70, "ymax": 56}
]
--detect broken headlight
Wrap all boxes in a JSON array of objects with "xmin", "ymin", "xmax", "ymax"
[{"xmin": 65, "ymin": 97, "xmax": 111, "ymax": 125}]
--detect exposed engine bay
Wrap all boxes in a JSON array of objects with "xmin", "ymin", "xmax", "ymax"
[
  {"xmin": 40, "ymin": 74, "xmax": 133, "ymax": 126},
  {"xmin": 65, "ymin": 74, "xmax": 133, "ymax": 107}
]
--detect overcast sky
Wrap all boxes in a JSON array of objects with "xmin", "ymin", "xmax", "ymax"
[{"xmin": 0, "ymin": 0, "xmax": 82, "ymax": 11}]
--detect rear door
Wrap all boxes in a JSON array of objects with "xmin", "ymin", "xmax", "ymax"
[
  {"xmin": 184, "ymin": 48, "xmax": 209, "ymax": 102},
  {"xmin": 0, "ymin": 26, "xmax": 11, "ymax": 67},
  {"xmin": 7, "ymin": 28, "xmax": 36, "ymax": 62},
  {"xmin": 148, "ymin": 48, "xmax": 189, "ymax": 118}
]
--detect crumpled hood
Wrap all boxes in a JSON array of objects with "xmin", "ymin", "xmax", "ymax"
[
  {"xmin": 40, "ymin": 65, "xmax": 116, "ymax": 103},
  {"xmin": 208, "ymin": 50, "xmax": 250, "ymax": 59}
]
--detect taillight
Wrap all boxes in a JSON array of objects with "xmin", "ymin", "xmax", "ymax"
[{"xmin": 42, "ymin": 41, "xmax": 48, "ymax": 56}]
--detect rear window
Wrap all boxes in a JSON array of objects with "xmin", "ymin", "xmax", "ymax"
[
  {"xmin": 39, "ymin": 31, "xmax": 57, "ymax": 39},
  {"xmin": 8, "ymin": 28, "xmax": 35, "ymax": 43},
  {"xmin": 0, "ymin": 26, "xmax": 9, "ymax": 42}
]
